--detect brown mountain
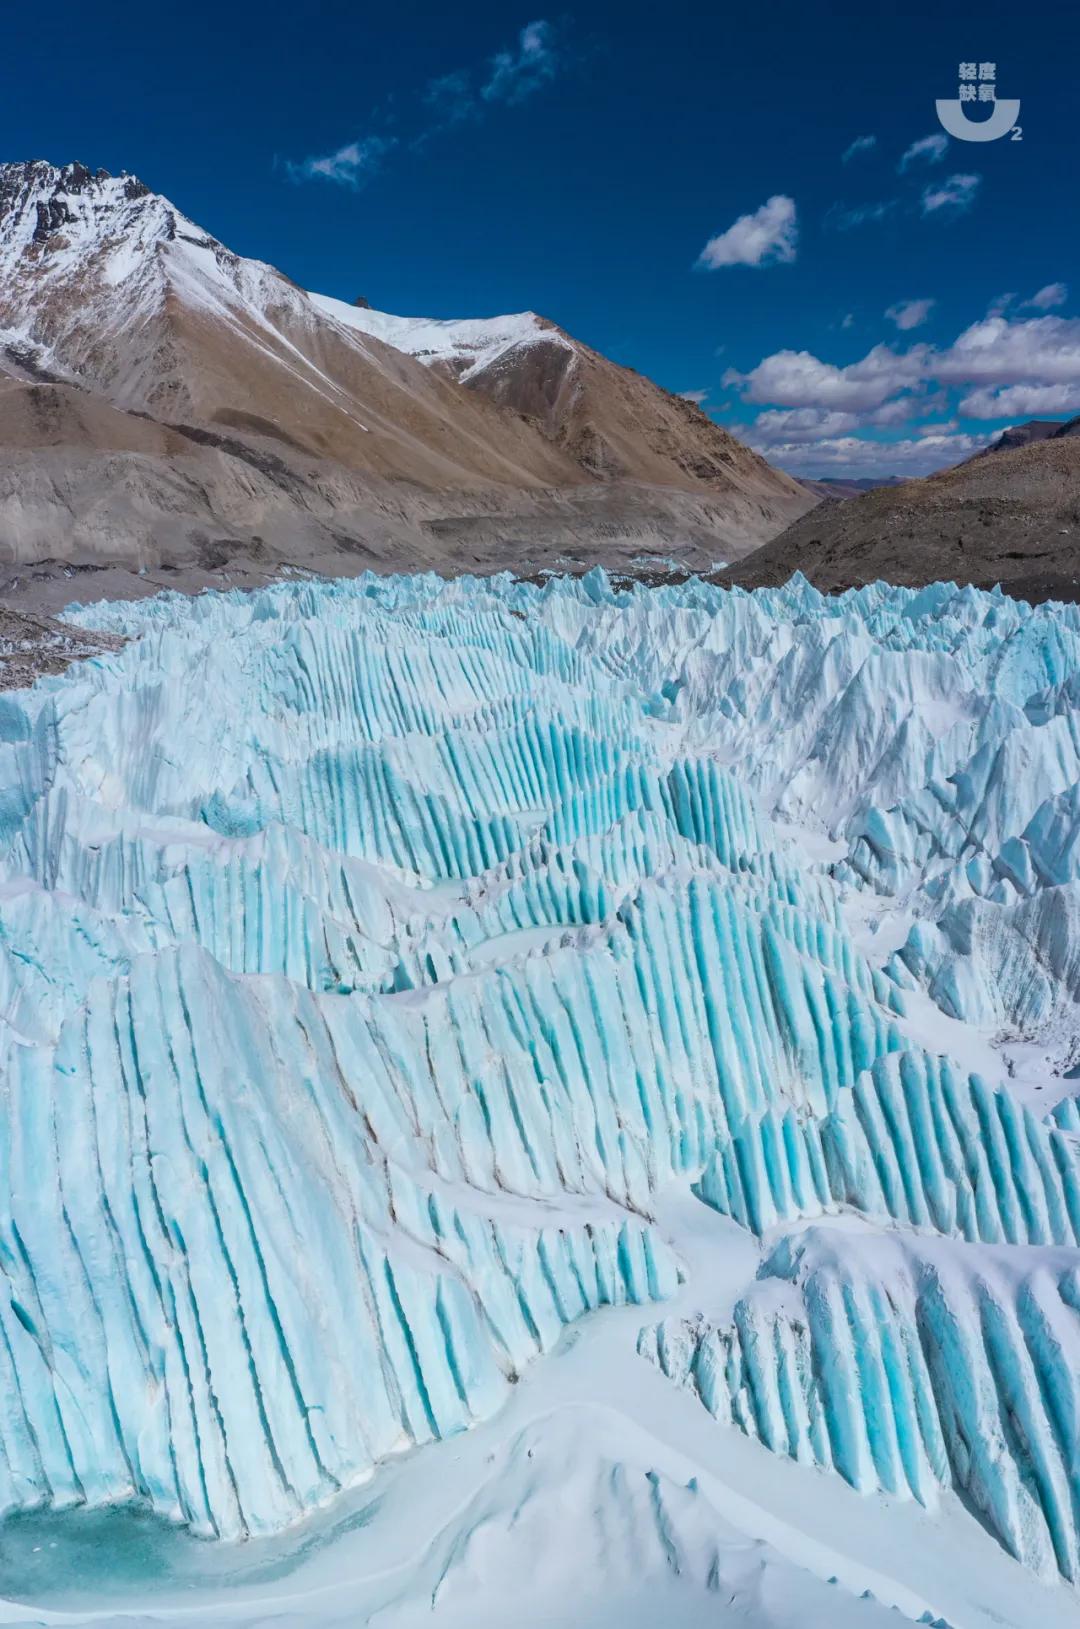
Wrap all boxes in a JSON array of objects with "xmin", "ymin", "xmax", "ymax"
[
  {"xmin": 971, "ymin": 419, "xmax": 1068, "ymax": 458},
  {"xmin": 0, "ymin": 161, "xmax": 814, "ymax": 603},
  {"xmin": 797, "ymin": 475, "xmax": 906, "ymax": 502},
  {"xmin": 724, "ymin": 434, "xmax": 1080, "ymax": 604}
]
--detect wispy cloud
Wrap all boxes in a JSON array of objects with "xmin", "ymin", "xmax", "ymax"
[
  {"xmin": 482, "ymin": 20, "xmax": 558, "ymax": 104},
  {"xmin": 886, "ymin": 298, "xmax": 935, "ymax": 331},
  {"xmin": 286, "ymin": 20, "xmax": 562, "ymax": 186},
  {"xmin": 1024, "ymin": 282, "xmax": 1068, "ymax": 311},
  {"xmin": 424, "ymin": 69, "xmax": 477, "ymax": 128},
  {"xmin": 825, "ymin": 199, "xmax": 896, "ymax": 231},
  {"xmin": 678, "ymin": 388, "xmax": 709, "ymax": 404},
  {"xmin": 697, "ymin": 195, "xmax": 797, "ymax": 270},
  {"xmin": 993, "ymin": 283, "xmax": 1070, "ymax": 317},
  {"xmin": 898, "ymin": 132, "xmax": 948, "ymax": 172},
  {"xmin": 285, "ymin": 136, "xmax": 397, "ymax": 189},
  {"xmin": 842, "ymin": 134, "xmax": 876, "ymax": 163},
  {"xmin": 921, "ymin": 173, "xmax": 980, "ymax": 216}
]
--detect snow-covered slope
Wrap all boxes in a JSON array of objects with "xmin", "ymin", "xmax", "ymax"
[
  {"xmin": 2, "ymin": 570, "xmax": 1080, "ymax": 1627},
  {"xmin": 309, "ymin": 295, "xmax": 568, "ymax": 382}
]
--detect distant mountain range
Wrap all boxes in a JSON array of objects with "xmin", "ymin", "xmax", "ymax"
[
  {"xmin": 0, "ymin": 160, "xmax": 814, "ymax": 605},
  {"xmin": 798, "ymin": 474, "xmax": 906, "ymax": 502}
]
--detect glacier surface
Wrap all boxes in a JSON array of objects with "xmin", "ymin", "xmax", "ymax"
[{"xmin": 1, "ymin": 568, "xmax": 1080, "ymax": 1625}]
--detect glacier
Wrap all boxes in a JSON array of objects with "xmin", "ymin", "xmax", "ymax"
[{"xmin": 0, "ymin": 567, "xmax": 1079, "ymax": 1625}]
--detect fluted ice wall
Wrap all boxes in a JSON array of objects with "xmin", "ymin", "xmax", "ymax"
[{"xmin": 0, "ymin": 568, "xmax": 1077, "ymax": 1574}]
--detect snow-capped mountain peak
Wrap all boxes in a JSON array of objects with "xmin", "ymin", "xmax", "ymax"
[
  {"xmin": 0, "ymin": 158, "xmax": 814, "ymax": 557},
  {"xmin": 0, "ymin": 159, "xmax": 208, "ymax": 294}
]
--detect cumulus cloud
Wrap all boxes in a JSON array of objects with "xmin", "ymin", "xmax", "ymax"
[
  {"xmin": 898, "ymin": 133, "xmax": 948, "ymax": 172},
  {"xmin": 751, "ymin": 430, "xmax": 986, "ymax": 479},
  {"xmin": 750, "ymin": 401, "xmax": 922, "ymax": 444},
  {"xmin": 678, "ymin": 389, "xmax": 709, "ymax": 404},
  {"xmin": 697, "ymin": 195, "xmax": 797, "ymax": 269},
  {"xmin": 886, "ymin": 298, "xmax": 935, "ymax": 331},
  {"xmin": 733, "ymin": 314, "xmax": 1080, "ymax": 419},
  {"xmin": 842, "ymin": 134, "xmax": 877, "ymax": 163},
  {"xmin": 935, "ymin": 314, "xmax": 1080, "ymax": 391},
  {"xmin": 729, "ymin": 305, "xmax": 1080, "ymax": 472},
  {"xmin": 921, "ymin": 173, "xmax": 980, "ymax": 215},
  {"xmin": 1024, "ymin": 282, "xmax": 1068, "ymax": 311},
  {"xmin": 725, "ymin": 343, "xmax": 927, "ymax": 412},
  {"xmin": 482, "ymin": 20, "xmax": 558, "ymax": 104},
  {"xmin": 958, "ymin": 382, "xmax": 1080, "ymax": 418},
  {"xmin": 285, "ymin": 136, "xmax": 397, "ymax": 188}
]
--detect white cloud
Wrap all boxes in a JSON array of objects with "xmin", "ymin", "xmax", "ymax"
[
  {"xmin": 841, "ymin": 312, "xmax": 855, "ymax": 329},
  {"xmin": 697, "ymin": 195, "xmax": 797, "ymax": 269},
  {"xmin": 285, "ymin": 136, "xmax": 397, "ymax": 187},
  {"xmin": 751, "ymin": 396, "xmax": 923, "ymax": 446},
  {"xmin": 752, "ymin": 408, "xmax": 863, "ymax": 443},
  {"xmin": 678, "ymin": 389, "xmax": 709, "ymax": 404},
  {"xmin": 898, "ymin": 132, "xmax": 948, "ymax": 172},
  {"xmin": 729, "ymin": 305, "xmax": 1080, "ymax": 472},
  {"xmin": 732, "ymin": 314, "xmax": 1080, "ymax": 423},
  {"xmin": 987, "ymin": 292, "xmax": 1016, "ymax": 318},
  {"xmin": 755, "ymin": 431, "xmax": 986, "ymax": 479},
  {"xmin": 936, "ymin": 314, "xmax": 1080, "ymax": 390},
  {"xmin": 1024, "ymin": 282, "xmax": 1068, "ymax": 311},
  {"xmin": 921, "ymin": 173, "xmax": 980, "ymax": 215},
  {"xmin": 958, "ymin": 382, "xmax": 1080, "ymax": 419},
  {"xmin": 886, "ymin": 298, "xmax": 935, "ymax": 331},
  {"xmin": 725, "ymin": 343, "xmax": 927, "ymax": 412},
  {"xmin": 482, "ymin": 20, "xmax": 557, "ymax": 104},
  {"xmin": 842, "ymin": 134, "xmax": 877, "ymax": 163}
]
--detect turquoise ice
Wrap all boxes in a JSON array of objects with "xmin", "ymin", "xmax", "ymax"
[{"xmin": 0, "ymin": 568, "xmax": 1077, "ymax": 1579}]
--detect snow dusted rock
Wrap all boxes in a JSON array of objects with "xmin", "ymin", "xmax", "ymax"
[{"xmin": 1, "ymin": 567, "xmax": 1080, "ymax": 1597}]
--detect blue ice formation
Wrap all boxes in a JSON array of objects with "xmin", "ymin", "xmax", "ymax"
[
  {"xmin": 639, "ymin": 1227, "xmax": 1080, "ymax": 1582},
  {"xmin": 0, "ymin": 569, "xmax": 1079, "ymax": 1565}
]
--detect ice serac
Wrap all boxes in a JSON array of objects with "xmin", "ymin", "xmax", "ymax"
[
  {"xmin": 1, "ymin": 569, "xmax": 1079, "ymax": 1594},
  {"xmin": 640, "ymin": 1228, "xmax": 1080, "ymax": 1582}
]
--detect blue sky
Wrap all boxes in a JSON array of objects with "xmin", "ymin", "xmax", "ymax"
[{"xmin": 4, "ymin": 0, "xmax": 1078, "ymax": 476}]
